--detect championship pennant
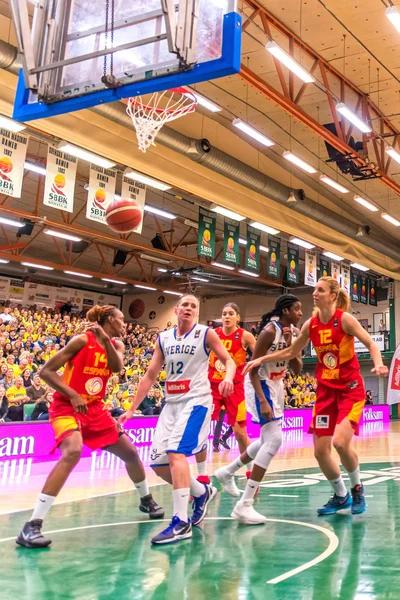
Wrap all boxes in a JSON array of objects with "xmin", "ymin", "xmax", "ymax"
[
  {"xmin": 0, "ymin": 129, "xmax": 29, "ymax": 198},
  {"xmin": 44, "ymin": 147, "xmax": 77, "ymax": 213},
  {"xmin": 86, "ymin": 164, "xmax": 117, "ymax": 224},
  {"xmin": 304, "ymin": 250, "xmax": 317, "ymax": 287}
]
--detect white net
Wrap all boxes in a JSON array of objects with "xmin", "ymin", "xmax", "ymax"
[{"xmin": 126, "ymin": 88, "xmax": 197, "ymax": 152}]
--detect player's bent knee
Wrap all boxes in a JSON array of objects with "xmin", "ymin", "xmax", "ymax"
[
  {"xmin": 62, "ymin": 446, "xmax": 82, "ymax": 465},
  {"xmin": 332, "ymin": 437, "xmax": 350, "ymax": 454}
]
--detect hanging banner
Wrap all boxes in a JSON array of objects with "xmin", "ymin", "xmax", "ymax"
[
  {"xmin": 245, "ymin": 224, "xmax": 260, "ymax": 272},
  {"xmin": 286, "ymin": 243, "xmax": 299, "ymax": 284},
  {"xmin": 268, "ymin": 235, "xmax": 280, "ymax": 278},
  {"xmin": 369, "ymin": 277, "xmax": 377, "ymax": 306},
  {"xmin": 44, "ymin": 147, "xmax": 77, "ymax": 213},
  {"xmin": 86, "ymin": 164, "xmax": 117, "ymax": 224},
  {"xmin": 0, "ymin": 129, "xmax": 29, "ymax": 198},
  {"xmin": 387, "ymin": 344, "xmax": 400, "ymax": 405},
  {"xmin": 304, "ymin": 250, "xmax": 317, "ymax": 287},
  {"xmin": 319, "ymin": 258, "xmax": 331, "ymax": 278},
  {"xmin": 351, "ymin": 269, "xmax": 360, "ymax": 303},
  {"xmin": 223, "ymin": 218, "xmax": 239, "ymax": 264},
  {"xmin": 360, "ymin": 275, "xmax": 368, "ymax": 305},
  {"xmin": 340, "ymin": 263, "xmax": 350, "ymax": 294},
  {"xmin": 121, "ymin": 175, "xmax": 146, "ymax": 234},
  {"xmin": 331, "ymin": 261, "xmax": 341, "ymax": 283},
  {"xmin": 197, "ymin": 207, "xmax": 216, "ymax": 259}
]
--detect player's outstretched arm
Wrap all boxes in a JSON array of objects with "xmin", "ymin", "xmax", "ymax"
[
  {"xmin": 341, "ymin": 313, "xmax": 388, "ymax": 377},
  {"xmin": 206, "ymin": 328, "xmax": 236, "ymax": 397}
]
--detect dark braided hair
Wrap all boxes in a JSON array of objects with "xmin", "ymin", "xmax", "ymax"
[
  {"xmin": 86, "ymin": 305, "xmax": 119, "ymax": 326},
  {"xmin": 259, "ymin": 294, "xmax": 300, "ymax": 333}
]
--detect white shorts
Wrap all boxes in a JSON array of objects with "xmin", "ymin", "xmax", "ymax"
[
  {"xmin": 150, "ymin": 396, "xmax": 212, "ymax": 465},
  {"xmin": 255, "ymin": 378, "xmax": 285, "ymax": 425}
]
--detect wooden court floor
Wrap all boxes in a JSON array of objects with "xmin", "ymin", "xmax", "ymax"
[{"xmin": 1, "ymin": 420, "xmax": 400, "ymax": 599}]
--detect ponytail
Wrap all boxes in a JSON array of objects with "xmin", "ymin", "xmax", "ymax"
[
  {"xmin": 86, "ymin": 305, "xmax": 118, "ymax": 326},
  {"xmin": 313, "ymin": 277, "xmax": 350, "ymax": 314}
]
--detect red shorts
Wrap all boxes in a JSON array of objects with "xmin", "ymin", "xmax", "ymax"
[
  {"xmin": 309, "ymin": 379, "xmax": 365, "ymax": 437},
  {"xmin": 211, "ymin": 382, "xmax": 246, "ymax": 426},
  {"xmin": 50, "ymin": 398, "xmax": 120, "ymax": 451}
]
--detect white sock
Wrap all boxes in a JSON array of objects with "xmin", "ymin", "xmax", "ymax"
[
  {"xmin": 135, "ymin": 479, "xmax": 150, "ymax": 499},
  {"xmin": 31, "ymin": 493, "xmax": 56, "ymax": 521},
  {"xmin": 348, "ymin": 467, "xmax": 361, "ymax": 488},
  {"xmin": 242, "ymin": 479, "xmax": 259, "ymax": 502},
  {"xmin": 197, "ymin": 460, "xmax": 207, "ymax": 476},
  {"xmin": 329, "ymin": 476, "xmax": 347, "ymax": 497},
  {"xmin": 226, "ymin": 457, "xmax": 245, "ymax": 475},
  {"xmin": 190, "ymin": 476, "xmax": 206, "ymax": 498},
  {"xmin": 173, "ymin": 488, "xmax": 190, "ymax": 522}
]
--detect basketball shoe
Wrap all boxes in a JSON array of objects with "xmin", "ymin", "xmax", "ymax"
[
  {"xmin": 191, "ymin": 484, "xmax": 217, "ymax": 526},
  {"xmin": 351, "ymin": 483, "xmax": 367, "ymax": 515},
  {"xmin": 151, "ymin": 516, "xmax": 192, "ymax": 545},
  {"xmin": 231, "ymin": 499, "xmax": 267, "ymax": 525},
  {"xmin": 16, "ymin": 520, "xmax": 52, "ymax": 548},
  {"xmin": 215, "ymin": 466, "xmax": 241, "ymax": 497},
  {"xmin": 139, "ymin": 494, "xmax": 165, "ymax": 519},
  {"xmin": 317, "ymin": 492, "xmax": 352, "ymax": 515}
]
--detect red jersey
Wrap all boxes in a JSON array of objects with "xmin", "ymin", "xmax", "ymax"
[
  {"xmin": 309, "ymin": 309, "xmax": 361, "ymax": 389},
  {"xmin": 208, "ymin": 327, "xmax": 246, "ymax": 385},
  {"xmin": 53, "ymin": 331, "xmax": 115, "ymax": 404}
]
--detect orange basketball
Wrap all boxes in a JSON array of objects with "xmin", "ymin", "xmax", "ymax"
[{"xmin": 105, "ymin": 198, "xmax": 142, "ymax": 233}]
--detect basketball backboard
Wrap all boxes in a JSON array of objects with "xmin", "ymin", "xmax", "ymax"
[{"xmin": 10, "ymin": 0, "xmax": 241, "ymax": 122}]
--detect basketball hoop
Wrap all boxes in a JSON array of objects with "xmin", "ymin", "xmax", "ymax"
[{"xmin": 126, "ymin": 87, "xmax": 197, "ymax": 153}]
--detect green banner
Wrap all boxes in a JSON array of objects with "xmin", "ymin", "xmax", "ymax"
[
  {"xmin": 369, "ymin": 277, "xmax": 377, "ymax": 306},
  {"xmin": 197, "ymin": 207, "xmax": 216, "ymax": 259},
  {"xmin": 223, "ymin": 217, "xmax": 240, "ymax": 264},
  {"xmin": 245, "ymin": 224, "xmax": 260, "ymax": 271},
  {"xmin": 268, "ymin": 235, "xmax": 280, "ymax": 278},
  {"xmin": 351, "ymin": 269, "xmax": 360, "ymax": 303},
  {"xmin": 360, "ymin": 275, "xmax": 368, "ymax": 305},
  {"xmin": 319, "ymin": 258, "xmax": 331, "ymax": 278},
  {"xmin": 286, "ymin": 243, "xmax": 299, "ymax": 284}
]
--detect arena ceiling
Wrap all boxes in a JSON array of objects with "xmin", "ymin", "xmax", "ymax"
[{"xmin": 0, "ymin": 0, "xmax": 399, "ymax": 295}]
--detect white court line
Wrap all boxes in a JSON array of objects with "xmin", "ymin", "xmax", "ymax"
[
  {"xmin": 269, "ymin": 494, "xmax": 299, "ymax": 498},
  {"xmin": 0, "ymin": 516, "xmax": 339, "ymax": 587}
]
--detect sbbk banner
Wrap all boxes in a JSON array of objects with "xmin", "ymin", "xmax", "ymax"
[
  {"xmin": 44, "ymin": 147, "xmax": 77, "ymax": 213},
  {"xmin": 121, "ymin": 175, "xmax": 145, "ymax": 234},
  {"xmin": 340, "ymin": 263, "xmax": 350, "ymax": 294},
  {"xmin": 0, "ymin": 129, "xmax": 29, "ymax": 199},
  {"xmin": 86, "ymin": 164, "xmax": 117, "ymax": 224},
  {"xmin": 304, "ymin": 250, "xmax": 317, "ymax": 287},
  {"xmin": 387, "ymin": 344, "xmax": 400, "ymax": 405},
  {"xmin": 331, "ymin": 261, "xmax": 341, "ymax": 283}
]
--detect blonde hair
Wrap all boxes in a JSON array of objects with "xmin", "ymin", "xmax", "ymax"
[{"xmin": 313, "ymin": 276, "xmax": 350, "ymax": 315}]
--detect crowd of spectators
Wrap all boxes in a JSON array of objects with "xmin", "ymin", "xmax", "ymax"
[{"xmin": 284, "ymin": 372, "xmax": 317, "ymax": 408}]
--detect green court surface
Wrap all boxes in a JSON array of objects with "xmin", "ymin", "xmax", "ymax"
[{"xmin": 2, "ymin": 462, "xmax": 400, "ymax": 600}]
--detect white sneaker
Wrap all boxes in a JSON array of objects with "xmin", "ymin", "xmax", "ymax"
[
  {"xmin": 215, "ymin": 467, "xmax": 241, "ymax": 497},
  {"xmin": 231, "ymin": 500, "xmax": 267, "ymax": 525}
]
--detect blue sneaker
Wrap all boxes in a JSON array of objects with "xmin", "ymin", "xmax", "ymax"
[
  {"xmin": 317, "ymin": 492, "xmax": 352, "ymax": 515},
  {"xmin": 191, "ymin": 484, "xmax": 217, "ymax": 526},
  {"xmin": 351, "ymin": 483, "xmax": 367, "ymax": 515},
  {"xmin": 151, "ymin": 516, "xmax": 192, "ymax": 545}
]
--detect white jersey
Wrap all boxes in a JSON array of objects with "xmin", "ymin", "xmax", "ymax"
[
  {"xmin": 158, "ymin": 324, "xmax": 212, "ymax": 404},
  {"xmin": 258, "ymin": 321, "xmax": 291, "ymax": 382}
]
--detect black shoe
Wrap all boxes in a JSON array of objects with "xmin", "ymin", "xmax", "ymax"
[
  {"xmin": 213, "ymin": 443, "xmax": 220, "ymax": 452},
  {"xmin": 16, "ymin": 520, "xmax": 52, "ymax": 549},
  {"xmin": 219, "ymin": 438, "xmax": 230, "ymax": 450},
  {"xmin": 139, "ymin": 494, "xmax": 165, "ymax": 519}
]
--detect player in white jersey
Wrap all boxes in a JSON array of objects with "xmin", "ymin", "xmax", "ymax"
[
  {"xmin": 215, "ymin": 295, "xmax": 303, "ymax": 524},
  {"xmin": 119, "ymin": 294, "xmax": 236, "ymax": 544}
]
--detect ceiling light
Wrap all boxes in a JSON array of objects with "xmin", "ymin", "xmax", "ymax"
[
  {"xmin": 238, "ymin": 269, "xmax": 260, "ymax": 277},
  {"xmin": 239, "ymin": 238, "xmax": 247, "ymax": 245},
  {"xmin": 24, "ymin": 162, "xmax": 47, "ymax": 176},
  {"xmin": 44, "ymin": 229, "xmax": 82, "ymax": 242},
  {"xmin": 0, "ymin": 259, "xmax": 9, "ymax": 264},
  {"xmin": 184, "ymin": 90, "xmax": 221, "ymax": 112},
  {"xmin": 184, "ymin": 219, "xmax": 199, "ymax": 229},
  {"xmin": 157, "ymin": 268, "xmax": 168, "ymax": 273},
  {"xmin": 163, "ymin": 290, "xmax": 183, "ymax": 296},
  {"xmin": 21, "ymin": 262, "xmax": 54, "ymax": 270},
  {"xmin": 58, "ymin": 142, "xmax": 115, "ymax": 169},
  {"xmin": 386, "ymin": 6, "xmax": 400, "ymax": 33},
  {"xmin": 350, "ymin": 263, "xmax": 369, "ymax": 272},
  {"xmin": 63, "ymin": 270, "xmax": 93, "ymax": 278},
  {"xmin": 385, "ymin": 146, "xmax": 400, "ymax": 164},
  {"xmin": 266, "ymin": 41, "xmax": 315, "ymax": 83},
  {"xmin": 114, "ymin": 194, "xmax": 121, "ymax": 201},
  {"xmin": 249, "ymin": 221, "xmax": 280, "ymax": 235},
  {"xmin": 101, "ymin": 278, "xmax": 125, "ymax": 284},
  {"xmin": 319, "ymin": 175, "xmax": 349, "ymax": 194},
  {"xmin": 336, "ymin": 103, "xmax": 372, "ymax": 134},
  {"xmin": 143, "ymin": 205, "xmax": 176, "ymax": 219},
  {"xmin": 134, "ymin": 284, "xmax": 157, "ymax": 290},
  {"xmin": 125, "ymin": 170, "xmax": 171, "ymax": 191},
  {"xmin": 211, "ymin": 261, "xmax": 235, "ymax": 270},
  {"xmin": 0, "ymin": 216, "xmax": 23, "ymax": 227},
  {"xmin": 0, "ymin": 115, "xmax": 26, "ymax": 133},
  {"xmin": 283, "ymin": 151, "xmax": 317, "ymax": 174},
  {"xmin": 382, "ymin": 213, "xmax": 400, "ymax": 226},
  {"xmin": 323, "ymin": 251, "xmax": 344, "ymax": 261},
  {"xmin": 290, "ymin": 237, "xmax": 315, "ymax": 249},
  {"xmin": 140, "ymin": 253, "xmax": 170, "ymax": 265},
  {"xmin": 260, "ymin": 245, "xmax": 269, "ymax": 253},
  {"xmin": 191, "ymin": 276, "xmax": 208, "ymax": 282},
  {"xmin": 353, "ymin": 196, "xmax": 378, "ymax": 212},
  {"xmin": 232, "ymin": 119, "xmax": 274, "ymax": 147},
  {"xmin": 211, "ymin": 205, "xmax": 246, "ymax": 221}
]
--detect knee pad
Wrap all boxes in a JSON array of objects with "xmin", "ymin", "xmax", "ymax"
[
  {"xmin": 254, "ymin": 421, "xmax": 282, "ymax": 470},
  {"xmin": 246, "ymin": 439, "xmax": 262, "ymax": 460}
]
